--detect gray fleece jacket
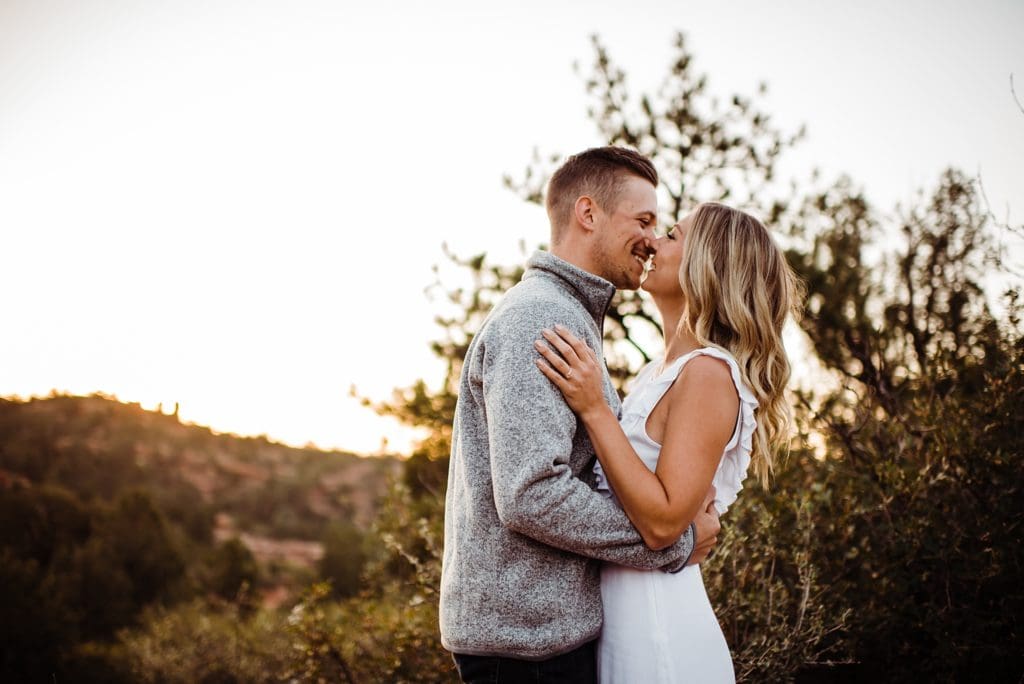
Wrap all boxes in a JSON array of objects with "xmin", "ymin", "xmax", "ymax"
[{"xmin": 439, "ymin": 250, "xmax": 695, "ymax": 660}]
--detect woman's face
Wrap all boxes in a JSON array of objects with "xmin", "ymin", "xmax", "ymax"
[{"xmin": 641, "ymin": 212, "xmax": 693, "ymax": 296}]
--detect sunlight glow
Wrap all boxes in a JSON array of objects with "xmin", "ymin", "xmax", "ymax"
[{"xmin": 1, "ymin": 0, "xmax": 1021, "ymax": 454}]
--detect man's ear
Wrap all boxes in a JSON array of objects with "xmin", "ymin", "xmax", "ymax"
[{"xmin": 574, "ymin": 196, "xmax": 598, "ymax": 233}]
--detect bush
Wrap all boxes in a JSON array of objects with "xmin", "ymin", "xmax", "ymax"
[
  {"xmin": 319, "ymin": 521, "xmax": 367, "ymax": 598},
  {"xmin": 112, "ymin": 599, "xmax": 291, "ymax": 684},
  {"xmin": 287, "ymin": 482, "xmax": 456, "ymax": 683},
  {"xmin": 207, "ymin": 537, "xmax": 260, "ymax": 600}
]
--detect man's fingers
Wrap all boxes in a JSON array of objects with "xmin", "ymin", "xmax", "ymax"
[
  {"xmin": 689, "ymin": 498, "xmax": 723, "ymax": 566},
  {"xmin": 701, "ymin": 485, "xmax": 717, "ymax": 507}
]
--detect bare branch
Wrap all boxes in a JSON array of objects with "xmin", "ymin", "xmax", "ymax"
[{"xmin": 977, "ymin": 170, "xmax": 1024, "ymax": 279}]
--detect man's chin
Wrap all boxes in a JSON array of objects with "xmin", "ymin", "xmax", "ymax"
[{"xmin": 615, "ymin": 272, "xmax": 643, "ymax": 291}]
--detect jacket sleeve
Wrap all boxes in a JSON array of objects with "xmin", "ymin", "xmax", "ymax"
[{"xmin": 481, "ymin": 303, "xmax": 694, "ymax": 571}]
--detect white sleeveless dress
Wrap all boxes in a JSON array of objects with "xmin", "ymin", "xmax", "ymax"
[{"xmin": 594, "ymin": 347, "xmax": 758, "ymax": 684}]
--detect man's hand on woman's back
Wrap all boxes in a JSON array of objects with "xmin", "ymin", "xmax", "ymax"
[{"xmin": 689, "ymin": 486, "xmax": 721, "ymax": 565}]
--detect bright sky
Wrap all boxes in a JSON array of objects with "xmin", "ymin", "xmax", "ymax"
[{"xmin": 2, "ymin": 0, "xmax": 1022, "ymax": 454}]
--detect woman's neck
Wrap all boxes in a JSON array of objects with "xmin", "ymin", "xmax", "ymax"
[{"xmin": 652, "ymin": 294, "xmax": 700, "ymax": 364}]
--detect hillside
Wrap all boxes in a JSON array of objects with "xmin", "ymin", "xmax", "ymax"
[{"xmin": 0, "ymin": 393, "xmax": 402, "ymax": 564}]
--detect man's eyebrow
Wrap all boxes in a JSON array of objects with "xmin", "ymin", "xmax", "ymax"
[{"xmin": 635, "ymin": 211, "xmax": 656, "ymax": 221}]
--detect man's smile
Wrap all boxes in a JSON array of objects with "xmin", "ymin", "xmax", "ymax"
[{"xmin": 631, "ymin": 243, "xmax": 655, "ymax": 270}]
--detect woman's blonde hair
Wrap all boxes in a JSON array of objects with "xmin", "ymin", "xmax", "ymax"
[{"xmin": 678, "ymin": 202, "xmax": 804, "ymax": 488}]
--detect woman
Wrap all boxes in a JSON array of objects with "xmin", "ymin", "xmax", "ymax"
[{"xmin": 534, "ymin": 202, "xmax": 802, "ymax": 683}]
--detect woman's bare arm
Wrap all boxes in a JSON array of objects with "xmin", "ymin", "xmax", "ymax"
[{"xmin": 536, "ymin": 325, "xmax": 738, "ymax": 550}]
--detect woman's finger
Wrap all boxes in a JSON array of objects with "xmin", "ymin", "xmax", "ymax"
[
  {"xmin": 541, "ymin": 328, "xmax": 581, "ymax": 364},
  {"xmin": 535, "ymin": 358, "xmax": 566, "ymax": 388},
  {"xmin": 554, "ymin": 324, "xmax": 595, "ymax": 362},
  {"xmin": 534, "ymin": 340, "xmax": 573, "ymax": 377}
]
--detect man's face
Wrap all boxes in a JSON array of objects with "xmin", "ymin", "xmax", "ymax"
[{"xmin": 590, "ymin": 174, "xmax": 658, "ymax": 290}]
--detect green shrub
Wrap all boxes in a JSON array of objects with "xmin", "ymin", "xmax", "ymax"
[{"xmin": 113, "ymin": 599, "xmax": 290, "ymax": 684}]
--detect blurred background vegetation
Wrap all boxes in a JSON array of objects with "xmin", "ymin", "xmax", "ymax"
[{"xmin": 2, "ymin": 33, "xmax": 1021, "ymax": 683}]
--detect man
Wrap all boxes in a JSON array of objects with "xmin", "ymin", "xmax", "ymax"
[{"xmin": 440, "ymin": 146, "xmax": 721, "ymax": 683}]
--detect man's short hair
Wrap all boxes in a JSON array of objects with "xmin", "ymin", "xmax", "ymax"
[{"xmin": 545, "ymin": 146, "xmax": 658, "ymax": 242}]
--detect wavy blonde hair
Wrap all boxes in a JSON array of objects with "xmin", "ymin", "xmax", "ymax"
[{"xmin": 677, "ymin": 202, "xmax": 804, "ymax": 488}]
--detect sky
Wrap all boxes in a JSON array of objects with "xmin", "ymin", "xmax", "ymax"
[{"xmin": 1, "ymin": 0, "xmax": 1022, "ymax": 454}]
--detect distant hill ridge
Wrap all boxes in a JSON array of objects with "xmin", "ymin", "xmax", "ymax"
[{"xmin": 0, "ymin": 393, "xmax": 401, "ymax": 541}]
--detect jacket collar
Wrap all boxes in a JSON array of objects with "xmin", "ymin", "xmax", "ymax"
[{"xmin": 523, "ymin": 251, "xmax": 617, "ymax": 325}]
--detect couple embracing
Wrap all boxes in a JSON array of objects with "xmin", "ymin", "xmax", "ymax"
[{"xmin": 439, "ymin": 146, "xmax": 801, "ymax": 683}]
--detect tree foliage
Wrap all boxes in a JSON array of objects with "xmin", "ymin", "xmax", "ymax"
[
  {"xmin": 0, "ymin": 395, "xmax": 396, "ymax": 681},
  {"xmin": 0, "ymin": 484, "xmax": 188, "ymax": 680},
  {"xmin": 773, "ymin": 167, "xmax": 1024, "ymax": 680},
  {"xmin": 370, "ymin": 32, "xmax": 1023, "ymax": 682},
  {"xmin": 319, "ymin": 521, "xmax": 367, "ymax": 598},
  {"xmin": 208, "ymin": 537, "xmax": 260, "ymax": 601},
  {"xmin": 286, "ymin": 489, "xmax": 455, "ymax": 683},
  {"xmin": 506, "ymin": 33, "xmax": 802, "ymax": 377}
]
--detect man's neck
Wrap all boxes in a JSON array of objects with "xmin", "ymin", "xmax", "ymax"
[{"xmin": 549, "ymin": 242, "xmax": 601, "ymax": 281}]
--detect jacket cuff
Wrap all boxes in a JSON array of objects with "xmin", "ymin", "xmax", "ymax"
[{"xmin": 667, "ymin": 522, "xmax": 697, "ymax": 574}]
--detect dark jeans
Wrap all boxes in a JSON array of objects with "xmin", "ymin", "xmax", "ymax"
[{"xmin": 452, "ymin": 640, "xmax": 597, "ymax": 684}]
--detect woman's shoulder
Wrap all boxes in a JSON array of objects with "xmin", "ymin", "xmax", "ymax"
[
  {"xmin": 663, "ymin": 353, "xmax": 738, "ymax": 417},
  {"xmin": 676, "ymin": 347, "xmax": 758, "ymax": 407},
  {"xmin": 678, "ymin": 350, "xmax": 734, "ymax": 382},
  {"xmin": 674, "ymin": 348, "xmax": 759, "ymax": 514},
  {"xmin": 653, "ymin": 347, "xmax": 731, "ymax": 392}
]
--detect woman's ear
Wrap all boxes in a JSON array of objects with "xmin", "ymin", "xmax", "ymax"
[{"xmin": 574, "ymin": 196, "xmax": 598, "ymax": 233}]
